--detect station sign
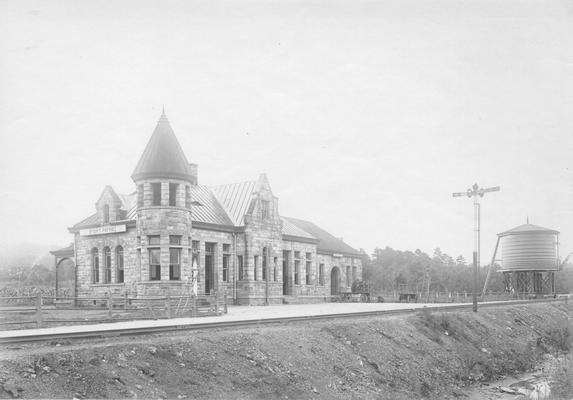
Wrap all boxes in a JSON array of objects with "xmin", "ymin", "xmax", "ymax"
[
  {"xmin": 332, "ymin": 253, "xmax": 343, "ymax": 258},
  {"xmin": 80, "ymin": 224, "xmax": 127, "ymax": 236}
]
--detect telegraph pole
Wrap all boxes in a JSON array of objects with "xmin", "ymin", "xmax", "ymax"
[{"xmin": 453, "ymin": 183, "xmax": 500, "ymax": 312}]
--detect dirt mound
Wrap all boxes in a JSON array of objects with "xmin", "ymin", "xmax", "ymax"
[{"xmin": 0, "ymin": 302, "xmax": 571, "ymax": 399}]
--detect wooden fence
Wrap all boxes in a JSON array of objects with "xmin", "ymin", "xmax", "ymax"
[{"xmin": 0, "ymin": 292, "xmax": 228, "ymax": 330}]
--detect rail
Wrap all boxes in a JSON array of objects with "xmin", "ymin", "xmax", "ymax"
[{"xmin": 0, "ymin": 297, "xmax": 567, "ymax": 345}]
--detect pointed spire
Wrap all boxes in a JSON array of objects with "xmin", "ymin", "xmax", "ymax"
[{"xmin": 131, "ymin": 111, "xmax": 193, "ymax": 182}]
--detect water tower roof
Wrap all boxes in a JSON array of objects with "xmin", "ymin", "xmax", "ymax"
[
  {"xmin": 498, "ymin": 223, "xmax": 559, "ymax": 237},
  {"xmin": 131, "ymin": 111, "xmax": 193, "ymax": 182}
]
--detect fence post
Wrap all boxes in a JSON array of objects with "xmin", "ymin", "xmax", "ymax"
[
  {"xmin": 107, "ymin": 291, "xmax": 113, "ymax": 319},
  {"xmin": 124, "ymin": 292, "xmax": 128, "ymax": 310},
  {"xmin": 166, "ymin": 291, "xmax": 171, "ymax": 319},
  {"xmin": 214, "ymin": 291, "xmax": 219, "ymax": 315},
  {"xmin": 192, "ymin": 295, "xmax": 197, "ymax": 317},
  {"xmin": 224, "ymin": 294, "xmax": 228, "ymax": 314},
  {"xmin": 35, "ymin": 294, "xmax": 43, "ymax": 328}
]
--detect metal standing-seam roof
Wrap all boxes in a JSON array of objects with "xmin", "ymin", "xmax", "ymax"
[
  {"xmin": 284, "ymin": 217, "xmax": 361, "ymax": 256},
  {"xmin": 281, "ymin": 217, "xmax": 317, "ymax": 241},
  {"xmin": 211, "ymin": 181, "xmax": 257, "ymax": 226},
  {"xmin": 189, "ymin": 185, "xmax": 234, "ymax": 226}
]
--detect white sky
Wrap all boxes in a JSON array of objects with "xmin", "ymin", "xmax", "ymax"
[{"xmin": 0, "ymin": 0, "xmax": 572, "ymax": 263}]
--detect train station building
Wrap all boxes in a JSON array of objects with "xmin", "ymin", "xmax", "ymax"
[{"xmin": 53, "ymin": 112, "xmax": 363, "ymax": 305}]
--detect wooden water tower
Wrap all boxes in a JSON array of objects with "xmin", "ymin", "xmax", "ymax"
[{"xmin": 497, "ymin": 223, "xmax": 560, "ymax": 296}]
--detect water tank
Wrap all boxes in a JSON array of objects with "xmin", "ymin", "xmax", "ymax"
[{"xmin": 499, "ymin": 223, "xmax": 559, "ymax": 271}]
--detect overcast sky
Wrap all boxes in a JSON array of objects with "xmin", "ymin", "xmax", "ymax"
[{"xmin": 1, "ymin": 0, "xmax": 572, "ymax": 264}]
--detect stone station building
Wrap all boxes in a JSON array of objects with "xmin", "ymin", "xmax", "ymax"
[{"xmin": 53, "ymin": 112, "xmax": 363, "ymax": 305}]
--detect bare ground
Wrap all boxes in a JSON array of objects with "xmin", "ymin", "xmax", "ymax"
[{"xmin": 0, "ymin": 302, "xmax": 571, "ymax": 400}]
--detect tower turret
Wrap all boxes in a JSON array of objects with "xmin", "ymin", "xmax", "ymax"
[{"xmin": 132, "ymin": 111, "xmax": 194, "ymax": 287}]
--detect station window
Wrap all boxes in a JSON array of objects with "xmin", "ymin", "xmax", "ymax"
[
  {"xmin": 262, "ymin": 247, "xmax": 267, "ymax": 281},
  {"xmin": 169, "ymin": 183, "xmax": 178, "ymax": 207},
  {"xmin": 352, "ymin": 266, "xmax": 357, "ymax": 283},
  {"xmin": 223, "ymin": 244, "xmax": 230, "ymax": 282},
  {"xmin": 169, "ymin": 248, "xmax": 181, "ymax": 280},
  {"xmin": 294, "ymin": 261, "xmax": 300, "ymax": 284},
  {"xmin": 319, "ymin": 263, "xmax": 325, "ymax": 285},
  {"xmin": 169, "ymin": 235, "xmax": 182, "ymax": 245},
  {"xmin": 254, "ymin": 255, "xmax": 259, "ymax": 281},
  {"xmin": 237, "ymin": 255, "xmax": 244, "ymax": 280},
  {"xmin": 294, "ymin": 251, "xmax": 301, "ymax": 285},
  {"xmin": 91, "ymin": 248, "xmax": 99, "ymax": 284},
  {"xmin": 149, "ymin": 248, "xmax": 161, "ymax": 280},
  {"xmin": 346, "ymin": 265, "xmax": 351, "ymax": 287},
  {"xmin": 305, "ymin": 260, "xmax": 311, "ymax": 285},
  {"xmin": 116, "ymin": 246, "xmax": 124, "ymax": 283},
  {"xmin": 148, "ymin": 235, "xmax": 160, "ymax": 246},
  {"xmin": 152, "ymin": 182, "xmax": 161, "ymax": 206},
  {"xmin": 103, "ymin": 247, "xmax": 111, "ymax": 284}
]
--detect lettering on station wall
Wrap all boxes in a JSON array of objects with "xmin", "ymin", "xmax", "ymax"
[
  {"xmin": 332, "ymin": 253, "xmax": 343, "ymax": 258},
  {"xmin": 80, "ymin": 224, "xmax": 127, "ymax": 236}
]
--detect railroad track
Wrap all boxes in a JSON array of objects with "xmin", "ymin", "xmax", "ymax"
[{"xmin": 0, "ymin": 298, "xmax": 565, "ymax": 345}]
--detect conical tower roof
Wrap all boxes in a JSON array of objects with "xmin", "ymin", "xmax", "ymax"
[{"xmin": 132, "ymin": 111, "xmax": 193, "ymax": 182}]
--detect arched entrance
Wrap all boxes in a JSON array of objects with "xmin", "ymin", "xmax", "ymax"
[
  {"xmin": 51, "ymin": 244, "xmax": 76, "ymax": 299},
  {"xmin": 331, "ymin": 267, "xmax": 340, "ymax": 295},
  {"xmin": 55, "ymin": 258, "xmax": 75, "ymax": 297}
]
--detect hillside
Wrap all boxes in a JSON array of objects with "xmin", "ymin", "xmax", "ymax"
[{"xmin": 0, "ymin": 302, "xmax": 571, "ymax": 399}]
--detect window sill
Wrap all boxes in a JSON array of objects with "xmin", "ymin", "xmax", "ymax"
[{"xmin": 89, "ymin": 283, "xmax": 125, "ymax": 287}]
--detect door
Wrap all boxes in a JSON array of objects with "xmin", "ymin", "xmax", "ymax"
[
  {"xmin": 205, "ymin": 243, "xmax": 215, "ymax": 294},
  {"xmin": 331, "ymin": 267, "xmax": 340, "ymax": 295}
]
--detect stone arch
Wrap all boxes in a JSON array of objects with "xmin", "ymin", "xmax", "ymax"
[
  {"xmin": 331, "ymin": 266, "xmax": 340, "ymax": 295},
  {"xmin": 55, "ymin": 257, "xmax": 75, "ymax": 297}
]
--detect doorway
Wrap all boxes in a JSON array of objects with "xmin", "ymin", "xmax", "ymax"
[
  {"xmin": 205, "ymin": 243, "xmax": 215, "ymax": 294},
  {"xmin": 331, "ymin": 267, "xmax": 340, "ymax": 295}
]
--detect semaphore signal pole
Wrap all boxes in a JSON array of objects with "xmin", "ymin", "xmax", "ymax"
[{"xmin": 453, "ymin": 183, "xmax": 500, "ymax": 312}]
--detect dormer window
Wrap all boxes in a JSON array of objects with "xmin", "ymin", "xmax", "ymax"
[
  {"xmin": 103, "ymin": 204, "xmax": 110, "ymax": 223},
  {"xmin": 261, "ymin": 200, "xmax": 270, "ymax": 219}
]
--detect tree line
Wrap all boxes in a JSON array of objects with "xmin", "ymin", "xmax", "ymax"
[{"xmin": 361, "ymin": 246, "xmax": 573, "ymax": 295}]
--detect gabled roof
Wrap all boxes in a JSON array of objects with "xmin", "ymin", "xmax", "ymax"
[
  {"xmin": 284, "ymin": 217, "xmax": 361, "ymax": 256},
  {"xmin": 190, "ymin": 185, "xmax": 235, "ymax": 226},
  {"xmin": 281, "ymin": 217, "xmax": 317, "ymax": 241},
  {"xmin": 131, "ymin": 112, "xmax": 193, "ymax": 182},
  {"xmin": 498, "ymin": 223, "xmax": 559, "ymax": 237},
  {"xmin": 211, "ymin": 181, "xmax": 257, "ymax": 226},
  {"xmin": 96, "ymin": 185, "xmax": 122, "ymax": 205},
  {"xmin": 70, "ymin": 189, "xmax": 137, "ymax": 231}
]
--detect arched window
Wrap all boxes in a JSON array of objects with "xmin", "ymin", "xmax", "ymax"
[
  {"xmin": 103, "ymin": 204, "xmax": 110, "ymax": 223},
  {"xmin": 116, "ymin": 246, "xmax": 124, "ymax": 283},
  {"xmin": 103, "ymin": 247, "xmax": 111, "ymax": 284},
  {"xmin": 91, "ymin": 248, "xmax": 99, "ymax": 284}
]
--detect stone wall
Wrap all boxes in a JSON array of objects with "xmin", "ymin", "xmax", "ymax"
[{"xmin": 74, "ymin": 226, "xmax": 137, "ymax": 297}]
